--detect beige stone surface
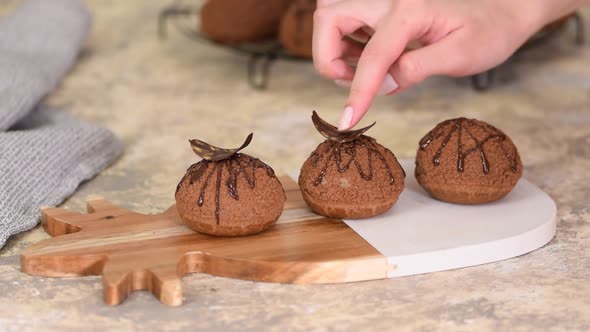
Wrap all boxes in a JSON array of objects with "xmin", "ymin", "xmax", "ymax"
[{"xmin": 1, "ymin": 1, "xmax": 590, "ymax": 331}]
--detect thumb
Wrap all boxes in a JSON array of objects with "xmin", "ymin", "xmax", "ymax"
[{"xmin": 389, "ymin": 32, "xmax": 468, "ymax": 91}]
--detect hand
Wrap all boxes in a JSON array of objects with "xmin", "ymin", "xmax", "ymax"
[{"xmin": 312, "ymin": 0, "xmax": 587, "ymax": 130}]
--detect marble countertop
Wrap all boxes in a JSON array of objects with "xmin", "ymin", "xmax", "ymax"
[{"xmin": 1, "ymin": 1, "xmax": 589, "ymax": 331}]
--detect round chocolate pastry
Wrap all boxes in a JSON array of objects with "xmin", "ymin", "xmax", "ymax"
[
  {"xmin": 200, "ymin": 0, "xmax": 294, "ymax": 44},
  {"xmin": 278, "ymin": 0, "xmax": 315, "ymax": 58},
  {"xmin": 299, "ymin": 111, "xmax": 406, "ymax": 219},
  {"xmin": 415, "ymin": 118, "xmax": 523, "ymax": 204},
  {"xmin": 176, "ymin": 133, "xmax": 286, "ymax": 236}
]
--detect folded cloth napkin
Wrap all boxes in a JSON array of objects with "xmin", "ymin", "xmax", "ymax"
[{"xmin": 0, "ymin": 0, "xmax": 123, "ymax": 248}]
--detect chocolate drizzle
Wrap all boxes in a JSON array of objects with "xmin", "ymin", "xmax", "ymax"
[
  {"xmin": 176, "ymin": 154, "xmax": 276, "ymax": 225},
  {"xmin": 308, "ymin": 111, "xmax": 403, "ymax": 186},
  {"xmin": 419, "ymin": 118, "xmax": 518, "ymax": 174},
  {"xmin": 309, "ymin": 136, "xmax": 403, "ymax": 186},
  {"xmin": 177, "ymin": 133, "xmax": 277, "ymax": 225}
]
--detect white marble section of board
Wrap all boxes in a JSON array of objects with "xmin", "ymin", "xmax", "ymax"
[{"xmin": 343, "ymin": 159, "xmax": 557, "ymax": 278}]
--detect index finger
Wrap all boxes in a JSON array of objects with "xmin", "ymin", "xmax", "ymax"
[{"xmin": 345, "ymin": 16, "xmax": 414, "ymax": 128}]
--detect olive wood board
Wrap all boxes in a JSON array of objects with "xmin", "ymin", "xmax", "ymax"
[
  {"xmin": 20, "ymin": 160, "xmax": 556, "ymax": 307},
  {"xmin": 20, "ymin": 176, "xmax": 386, "ymax": 306}
]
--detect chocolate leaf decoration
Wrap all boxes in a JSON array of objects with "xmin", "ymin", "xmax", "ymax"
[
  {"xmin": 189, "ymin": 133, "xmax": 253, "ymax": 161},
  {"xmin": 311, "ymin": 111, "xmax": 375, "ymax": 143}
]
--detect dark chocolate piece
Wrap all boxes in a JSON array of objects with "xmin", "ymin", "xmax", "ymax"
[
  {"xmin": 312, "ymin": 111, "xmax": 375, "ymax": 143},
  {"xmin": 189, "ymin": 133, "xmax": 253, "ymax": 161}
]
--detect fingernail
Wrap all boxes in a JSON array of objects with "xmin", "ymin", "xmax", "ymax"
[
  {"xmin": 334, "ymin": 80, "xmax": 352, "ymax": 88},
  {"xmin": 377, "ymin": 74, "xmax": 398, "ymax": 96},
  {"xmin": 338, "ymin": 106, "xmax": 354, "ymax": 131}
]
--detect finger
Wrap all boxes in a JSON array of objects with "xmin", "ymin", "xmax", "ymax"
[
  {"xmin": 312, "ymin": 4, "xmax": 367, "ymax": 80},
  {"xmin": 343, "ymin": 18, "xmax": 413, "ymax": 129},
  {"xmin": 389, "ymin": 31, "xmax": 468, "ymax": 91}
]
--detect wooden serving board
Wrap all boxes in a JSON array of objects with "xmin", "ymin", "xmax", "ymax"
[
  {"xmin": 20, "ymin": 177, "xmax": 389, "ymax": 306},
  {"xmin": 21, "ymin": 161, "xmax": 557, "ymax": 307}
]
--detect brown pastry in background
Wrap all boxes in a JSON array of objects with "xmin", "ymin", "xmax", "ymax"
[
  {"xmin": 299, "ymin": 112, "xmax": 405, "ymax": 219},
  {"xmin": 415, "ymin": 118, "xmax": 523, "ymax": 204},
  {"xmin": 279, "ymin": 0, "xmax": 315, "ymax": 58},
  {"xmin": 200, "ymin": 0, "xmax": 294, "ymax": 44}
]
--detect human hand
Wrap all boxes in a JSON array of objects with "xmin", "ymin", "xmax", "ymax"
[{"xmin": 312, "ymin": 0, "xmax": 586, "ymax": 130}]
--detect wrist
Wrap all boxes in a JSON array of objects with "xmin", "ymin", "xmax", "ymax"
[
  {"xmin": 490, "ymin": 0, "xmax": 548, "ymax": 45},
  {"xmin": 494, "ymin": 0, "xmax": 587, "ymax": 45},
  {"xmin": 531, "ymin": 0, "xmax": 589, "ymax": 27}
]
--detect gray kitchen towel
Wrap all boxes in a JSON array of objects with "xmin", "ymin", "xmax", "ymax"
[
  {"xmin": 0, "ymin": 0, "xmax": 123, "ymax": 248},
  {"xmin": 0, "ymin": 0, "xmax": 91, "ymax": 130}
]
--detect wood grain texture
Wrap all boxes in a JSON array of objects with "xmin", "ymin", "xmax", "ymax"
[{"xmin": 20, "ymin": 177, "xmax": 388, "ymax": 306}]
